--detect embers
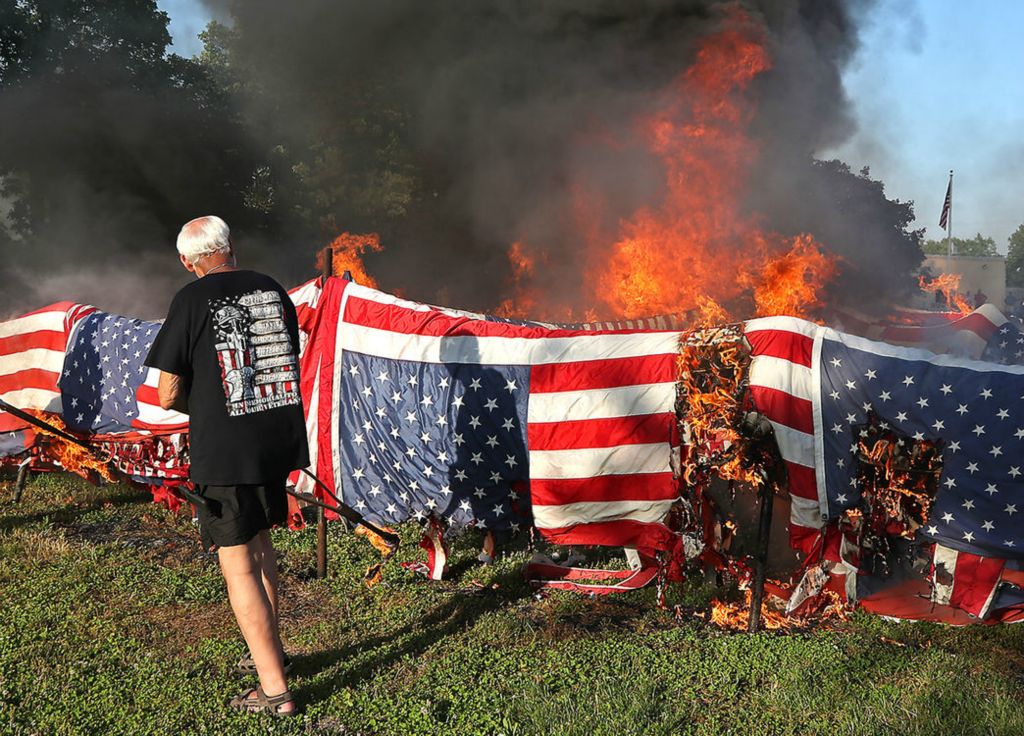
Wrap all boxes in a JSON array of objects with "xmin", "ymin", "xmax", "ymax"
[{"xmin": 849, "ymin": 413, "xmax": 943, "ymax": 577}]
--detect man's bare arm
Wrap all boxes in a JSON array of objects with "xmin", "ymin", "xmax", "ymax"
[{"xmin": 157, "ymin": 371, "xmax": 189, "ymax": 413}]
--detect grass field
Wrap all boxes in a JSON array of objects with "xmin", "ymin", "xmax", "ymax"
[{"xmin": 0, "ymin": 473, "xmax": 1022, "ymax": 735}]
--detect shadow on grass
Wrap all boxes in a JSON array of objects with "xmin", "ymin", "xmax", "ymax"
[
  {"xmin": 0, "ymin": 478, "xmax": 149, "ymax": 534},
  {"xmin": 294, "ymin": 561, "xmax": 533, "ymax": 705}
]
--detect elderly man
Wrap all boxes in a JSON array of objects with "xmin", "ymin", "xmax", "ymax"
[{"xmin": 145, "ymin": 216, "xmax": 308, "ymax": 717}]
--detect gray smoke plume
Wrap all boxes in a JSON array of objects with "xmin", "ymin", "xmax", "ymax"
[
  {"xmin": 204, "ymin": 0, "xmax": 904, "ymax": 316},
  {"xmin": 2, "ymin": 0, "xmax": 913, "ymax": 319}
]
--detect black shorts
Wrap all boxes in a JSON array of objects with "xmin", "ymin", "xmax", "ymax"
[{"xmin": 194, "ymin": 479, "xmax": 288, "ymax": 550}]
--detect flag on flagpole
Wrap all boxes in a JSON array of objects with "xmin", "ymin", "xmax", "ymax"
[{"xmin": 939, "ymin": 173, "xmax": 952, "ymax": 230}]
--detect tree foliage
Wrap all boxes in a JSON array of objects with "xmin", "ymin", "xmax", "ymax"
[
  {"xmin": 1007, "ymin": 224, "xmax": 1024, "ymax": 288},
  {"xmin": 923, "ymin": 233, "xmax": 998, "ymax": 257}
]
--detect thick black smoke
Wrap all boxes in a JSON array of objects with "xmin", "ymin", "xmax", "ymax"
[{"xmin": 1, "ymin": 0, "xmax": 919, "ymax": 318}]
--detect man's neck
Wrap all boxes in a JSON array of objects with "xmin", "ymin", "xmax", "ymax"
[{"xmin": 196, "ymin": 254, "xmax": 237, "ymax": 278}]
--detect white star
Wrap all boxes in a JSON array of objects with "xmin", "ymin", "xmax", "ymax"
[
  {"xmin": 1006, "ymin": 504, "xmax": 1018, "ymax": 515},
  {"xmin": 926, "ymin": 525, "xmax": 939, "ymax": 535},
  {"xmin": 932, "ymin": 419, "xmax": 945, "ymax": 432},
  {"xmin": 902, "ymin": 375, "xmax": 915, "ymax": 387},
  {"xmin": 438, "ymin": 376, "xmax": 450, "ymax": 389},
  {"xmin": 941, "ymin": 512, "xmax": 955, "ymax": 523},
  {"xmin": 354, "ymin": 433, "xmax": 365, "ymax": 446},
  {"xmin": 407, "ymin": 375, "xmax": 418, "ymax": 387},
  {"xmin": 474, "ymin": 487, "xmax": 486, "ymax": 499},
  {"xmin": 420, "ymin": 395, "xmax": 433, "ymax": 407},
  {"xmin": 830, "ymin": 358, "xmax": 842, "ymax": 368},
  {"xmin": 979, "ymin": 387, "xmax": 994, "ymax": 399},
  {"xmin": 440, "ymin": 484, "xmax": 452, "ymax": 496},
  {"xmin": 913, "ymin": 431, "xmax": 925, "ymax": 441},
  {"xmin": 831, "ymin": 423, "xmax": 843, "ymax": 434},
  {"xmin": 437, "ymin": 450, "xmax": 450, "ymax": 463},
  {"xmin": 939, "ymin": 384, "xmax": 952, "ymax": 395},
  {"xmin": 469, "ymin": 378, "xmax": 482, "ymax": 391},
  {"xmin": 404, "ymin": 411, "xmax": 417, "ymax": 424},
  {"xmin": 502, "ymin": 417, "xmax": 515, "ymax": 431},
  {"xmin": 990, "ymin": 445, "xmax": 1003, "ymax": 457},
  {"xmin": 972, "ymin": 425, "xmax": 986, "ymax": 436},
  {"xmin": 879, "ymin": 391, "xmax": 892, "ymax": 402},
  {"xmin": 469, "ymin": 415, "xmax": 481, "ymax": 429},
  {"xmin": 484, "ymin": 398, "xmax": 498, "ymax": 412},
  {"xmin": 436, "ymin": 415, "xmax": 448, "ymax": 427},
  {"xmin": 75, "ymin": 413, "xmax": 84, "ymax": 423},
  {"xmin": 361, "ymin": 386, "xmax": 372, "ymax": 397},
  {"xmin": 385, "ymin": 503, "xmax": 398, "ymax": 515},
  {"xmin": 916, "ymin": 397, "xmax": 929, "ymax": 409},
  {"xmin": 862, "ymin": 402, "xmax": 872, "ymax": 413},
  {"xmin": 864, "ymin": 369, "xmax": 877, "ymax": 380},
  {"xmin": 1005, "ymin": 540, "xmax": 1017, "ymax": 548},
  {"xmin": 966, "ymin": 462, "xmax": 979, "ymax": 474},
  {"xmin": 985, "ymin": 484, "xmax": 999, "ymax": 496},
  {"xmin": 355, "ymin": 499, "xmax": 366, "ymax": 510},
  {"xmin": 943, "ymin": 477, "xmax": 956, "ymax": 489},
  {"xmin": 836, "ymin": 493, "xmax": 848, "ymax": 503},
  {"xmin": 486, "ymin": 435, "xmax": 499, "ymax": 448},
  {"xmin": 376, "ymin": 370, "xmax": 390, "ymax": 383},
  {"xmin": 845, "ymin": 380, "xmax": 857, "ymax": 391},
  {"xmin": 455, "ymin": 468, "xmax": 468, "ymax": 481},
  {"xmin": 505, "ymin": 379, "xmax": 518, "ymax": 393},
  {"xmin": 896, "ymin": 412, "xmax": 908, "ymax": 422},
  {"xmin": 962, "ymin": 499, "xmax": 975, "ymax": 510},
  {"xmin": 997, "ymin": 408, "xmax": 1010, "ymax": 419},
  {"xmin": 1015, "ymin": 428, "xmax": 1024, "ymax": 439},
  {"xmin": 956, "ymin": 404, "xmax": 969, "ymax": 415},
  {"xmin": 70, "ymin": 398, "xmax": 78, "ymax": 408},
  {"xmin": 419, "ymin": 431, "xmax": 431, "ymax": 443},
  {"xmin": 470, "ymin": 452, "xmax": 483, "ymax": 465},
  {"xmin": 454, "ymin": 434, "xmax": 465, "ymax": 447},
  {"xmin": 459, "ymin": 499, "xmax": 472, "ymax": 512},
  {"xmin": 425, "ymin": 498, "xmax": 437, "ymax": 510},
  {"xmin": 963, "ymin": 531, "xmax": 975, "ymax": 543},
  {"xmin": 348, "ymin": 364, "xmax": 359, "ymax": 376},
  {"xmin": 375, "ymin": 406, "xmax": 387, "ymax": 419},
  {"xmin": 1010, "ymin": 466, "xmax": 1022, "ymax": 478},
  {"xmin": 492, "ymin": 504, "xmax": 505, "ymax": 516},
  {"xmin": 829, "ymin": 391, "xmax": 841, "ymax": 400},
  {"xmin": 390, "ymin": 426, "xmax": 400, "ymax": 439},
  {"xmin": 353, "ymin": 467, "xmax": 365, "ymax": 480},
  {"xmin": 836, "ymin": 458, "xmax": 845, "ymax": 468},
  {"xmin": 982, "ymin": 520, "xmax": 995, "ymax": 532},
  {"xmin": 949, "ymin": 441, "xmax": 961, "ymax": 453},
  {"xmin": 453, "ymin": 395, "xmax": 465, "ymax": 409},
  {"xmin": 489, "ymin": 471, "xmax": 503, "ymax": 484},
  {"xmin": 390, "ymin": 391, "xmax": 402, "ymax": 404},
  {"xmin": 406, "ymin": 447, "xmax": 418, "ymax": 458},
  {"xmin": 845, "ymin": 413, "xmax": 857, "ymax": 424},
  {"xmin": 505, "ymin": 454, "xmax": 518, "ymax": 468},
  {"xmin": 408, "ymin": 479, "xmax": 420, "ymax": 491}
]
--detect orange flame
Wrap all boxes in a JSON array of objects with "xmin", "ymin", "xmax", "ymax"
[
  {"xmin": 919, "ymin": 273, "xmax": 972, "ymax": 314},
  {"xmin": 497, "ymin": 9, "xmax": 836, "ymax": 323},
  {"xmin": 319, "ymin": 232, "xmax": 383, "ymax": 287},
  {"xmin": 26, "ymin": 411, "xmax": 113, "ymax": 481}
]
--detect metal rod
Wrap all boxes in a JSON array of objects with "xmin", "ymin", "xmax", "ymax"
[
  {"xmin": 13, "ymin": 459, "xmax": 30, "ymax": 504},
  {"xmin": 747, "ymin": 481, "xmax": 775, "ymax": 632},
  {"xmin": 315, "ymin": 244, "xmax": 335, "ymax": 579},
  {"xmin": 0, "ymin": 399, "xmax": 93, "ymax": 449}
]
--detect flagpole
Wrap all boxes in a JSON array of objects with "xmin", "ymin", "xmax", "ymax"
[{"xmin": 946, "ymin": 170, "xmax": 953, "ymax": 257}]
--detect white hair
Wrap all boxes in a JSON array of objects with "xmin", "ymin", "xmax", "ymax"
[{"xmin": 176, "ymin": 215, "xmax": 232, "ymax": 264}]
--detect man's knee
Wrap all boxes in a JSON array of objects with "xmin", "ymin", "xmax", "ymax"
[{"xmin": 218, "ymin": 536, "xmax": 264, "ymax": 576}]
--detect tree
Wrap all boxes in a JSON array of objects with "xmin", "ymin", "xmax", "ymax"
[
  {"xmin": 1007, "ymin": 224, "xmax": 1024, "ymax": 288},
  {"xmin": 923, "ymin": 233, "xmax": 998, "ymax": 257}
]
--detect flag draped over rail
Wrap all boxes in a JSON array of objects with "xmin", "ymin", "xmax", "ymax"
[{"xmin": 295, "ymin": 276, "xmax": 683, "ymax": 554}]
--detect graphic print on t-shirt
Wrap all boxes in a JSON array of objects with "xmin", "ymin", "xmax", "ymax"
[{"xmin": 209, "ymin": 290, "xmax": 300, "ymax": 416}]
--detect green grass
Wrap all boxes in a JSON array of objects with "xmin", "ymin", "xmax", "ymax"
[{"xmin": 0, "ymin": 473, "xmax": 1022, "ymax": 735}]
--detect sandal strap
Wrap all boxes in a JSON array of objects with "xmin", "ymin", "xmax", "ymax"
[{"xmin": 264, "ymin": 689, "xmax": 293, "ymax": 707}]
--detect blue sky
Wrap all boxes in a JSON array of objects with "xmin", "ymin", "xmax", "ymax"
[{"xmin": 158, "ymin": 0, "xmax": 1024, "ymax": 251}]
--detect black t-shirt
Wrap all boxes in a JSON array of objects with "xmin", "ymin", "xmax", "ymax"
[{"xmin": 145, "ymin": 270, "xmax": 310, "ymax": 485}]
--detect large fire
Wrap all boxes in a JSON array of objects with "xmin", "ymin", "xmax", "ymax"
[
  {"xmin": 919, "ymin": 273, "xmax": 972, "ymax": 314},
  {"xmin": 498, "ymin": 9, "xmax": 836, "ymax": 323},
  {"xmin": 319, "ymin": 232, "xmax": 383, "ymax": 288}
]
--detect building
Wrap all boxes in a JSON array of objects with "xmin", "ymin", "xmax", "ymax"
[{"xmin": 922, "ymin": 254, "xmax": 1006, "ymax": 312}]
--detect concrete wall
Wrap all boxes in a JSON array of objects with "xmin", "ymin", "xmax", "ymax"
[{"xmin": 922, "ymin": 254, "xmax": 1006, "ymax": 312}]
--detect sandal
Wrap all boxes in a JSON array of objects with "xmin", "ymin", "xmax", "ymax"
[
  {"xmin": 228, "ymin": 686, "xmax": 297, "ymax": 717},
  {"xmin": 236, "ymin": 650, "xmax": 293, "ymax": 675}
]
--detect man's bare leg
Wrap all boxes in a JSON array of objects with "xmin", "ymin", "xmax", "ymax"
[
  {"xmin": 219, "ymin": 538, "xmax": 294, "ymax": 713},
  {"xmin": 256, "ymin": 530, "xmax": 280, "ymax": 623}
]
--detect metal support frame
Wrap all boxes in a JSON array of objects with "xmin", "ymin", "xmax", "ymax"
[
  {"xmin": 13, "ymin": 459, "xmax": 31, "ymax": 504},
  {"xmin": 747, "ymin": 481, "xmax": 774, "ymax": 632}
]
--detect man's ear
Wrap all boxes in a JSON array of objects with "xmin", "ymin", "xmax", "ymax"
[{"xmin": 180, "ymin": 254, "xmax": 197, "ymax": 273}]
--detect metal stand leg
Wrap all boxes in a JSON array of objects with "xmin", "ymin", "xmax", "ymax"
[
  {"xmin": 13, "ymin": 460, "xmax": 30, "ymax": 504},
  {"xmin": 316, "ymin": 505, "xmax": 328, "ymax": 579},
  {"xmin": 748, "ymin": 483, "xmax": 774, "ymax": 632}
]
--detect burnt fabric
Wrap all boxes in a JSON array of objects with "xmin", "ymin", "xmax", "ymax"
[{"xmin": 145, "ymin": 270, "xmax": 309, "ymax": 485}]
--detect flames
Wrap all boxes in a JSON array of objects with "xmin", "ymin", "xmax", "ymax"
[
  {"xmin": 319, "ymin": 232, "xmax": 383, "ymax": 288},
  {"xmin": 497, "ymin": 9, "xmax": 836, "ymax": 323},
  {"xmin": 919, "ymin": 273, "xmax": 972, "ymax": 314},
  {"xmin": 25, "ymin": 411, "xmax": 113, "ymax": 481}
]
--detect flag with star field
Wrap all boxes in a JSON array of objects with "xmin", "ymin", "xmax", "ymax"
[
  {"xmin": 746, "ymin": 315, "xmax": 1024, "ymax": 561},
  {"xmin": 298, "ymin": 277, "xmax": 683, "ymax": 551}
]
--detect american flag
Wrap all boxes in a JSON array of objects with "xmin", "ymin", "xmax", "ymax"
[
  {"xmin": 747, "ymin": 314, "xmax": 1024, "ymax": 620},
  {"xmin": 61, "ymin": 312, "xmax": 187, "ymax": 433},
  {"xmin": 299, "ymin": 277, "xmax": 682, "ymax": 551},
  {"xmin": 939, "ymin": 173, "xmax": 952, "ymax": 230}
]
